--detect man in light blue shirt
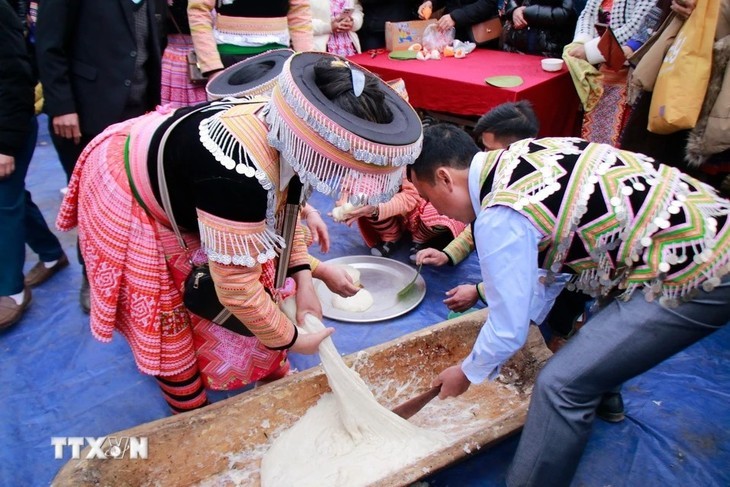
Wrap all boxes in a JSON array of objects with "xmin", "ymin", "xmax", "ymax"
[{"xmin": 407, "ymin": 124, "xmax": 730, "ymax": 487}]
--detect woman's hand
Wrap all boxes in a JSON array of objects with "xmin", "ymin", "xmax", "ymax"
[
  {"xmin": 671, "ymin": 0, "xmax": 696, "ymax": 18},
  {"xmin": 415, "ymin": 248, "xmax": 449, "ymax": 266},
  {"xmin": 304, "ymin": 207, "xmax": 330, "ymax": 253},
  {"xmin": 567, "ymin": 44, "xmax": 587, "ymax": 60},
  {"xmin": 289, "ymin": 325, "xmax": 335, "ymax": 354},
  {"xmin": 293, "ymin": 273, "xmax": 323, "ymax": 326},
  {"xmin": 314, "ymin": 263, "xmax": 360, "ymax": 297},
  {"xmin": 342, "ymin": 204, "xmax": 377, "ymax": 226},
  {"xmin": 433, "ymin": 364, "xmax": 471, "ymax": 399},
  {"xmin": 512, "ymin": 6, "xmax": 528, "ymax": 29},
  {"xmin": 437, "ymin": 14, "xmax": 455, "ymax": 32},
  {"xmin": 331, "ymin": 15, "xmax": 354, "ymax": 33},
  {"xmin": 418, "ymin": 1, "xmax": 433, "ymax": 19},
  {"xmin": 443, "ymin": 284, "xmax": 478, "ymax": 312}
]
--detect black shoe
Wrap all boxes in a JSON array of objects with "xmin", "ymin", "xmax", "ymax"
[
  {"xmin": 371, "ymin": 241, "xmax": 397, "ymax": 258},
  {"xmin": 80, "ymin": 275, "xmax": 91, "ymax": 314},
  {"xmin": 596, "ymin": 392, "xmax": 625, "ymax": 423}
]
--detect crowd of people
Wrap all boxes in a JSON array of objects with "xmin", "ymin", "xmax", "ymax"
[{"xmin": 1, "ymin": 0, "xmax": 729, "ymax": 486}]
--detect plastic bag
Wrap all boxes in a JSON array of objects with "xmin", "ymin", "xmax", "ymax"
[{"xmin": 422, "ymin": 24, "xmax": 455, "ymax": 52}]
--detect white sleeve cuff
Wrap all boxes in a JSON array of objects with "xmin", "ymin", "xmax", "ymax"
[
  {"xmin": 461, "ymin": 352, "xmax": 501, "ymax": 384},
  {"xmin": 584, "ymin": 37, "xmax": 606, "ymax": 65}
]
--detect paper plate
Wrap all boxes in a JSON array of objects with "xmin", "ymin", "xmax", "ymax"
[
  {"xmin": 314, "ymin": 255, "xmax": 426, "ymax": 323},
  {"xmin": 485, "ymin": 75, "xmax": 524, "ymax": 88},
  {"xmin": 389, "ymin": 50, "xmax": 418, "ymax": 60}
]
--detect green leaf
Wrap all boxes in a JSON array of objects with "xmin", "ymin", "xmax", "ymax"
[
  {"xmin": 388, "ymin": 50, "xmax": 418, "ymax": 60},
  {"xmin": 484, "ymin": 75, "xmax": 524, "ymax": 88}
]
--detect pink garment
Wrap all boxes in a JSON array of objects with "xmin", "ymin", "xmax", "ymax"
[{"xmin": 326, "ymin": 0, "xmax": 356, "ymax": 56}]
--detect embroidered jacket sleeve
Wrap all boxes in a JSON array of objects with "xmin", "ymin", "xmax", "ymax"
[
  {"xmin": 375, "ymin": 176, "xmax": 421, "ymax": 221},
  {"xmin": 442, "ymin": 225, "xmax": 475, "ymax": 265},
  {"xmin": 187, "ymin": 0, "xmax": 223, "ymax": 74},
  {"xmin": 288, "ymin": 0, "xmax": 315, "ymax": 51},
  {"xmin": 200, "ymin": 212, "xmax": 298, "ymax": 349}
]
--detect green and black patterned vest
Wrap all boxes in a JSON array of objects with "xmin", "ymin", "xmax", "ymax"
[{"xmin": 477, "ymin": 138, "xmax": 730, "ymax": 307}]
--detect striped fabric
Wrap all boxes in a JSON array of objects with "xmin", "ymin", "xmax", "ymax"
[
  {"xmin": 188, "ymin": 0, "xmax": 314, "ymax": 73},
  {"xmin": 161, "ymin": 34, "xmax": 208, "ymax": 108},
  {"xmin": 356, "ymin": 176, "xmax": 466, "ymax": 248},
  {"xmin": 156, "ymin": 366, "xmax": 208, "ymax": 413},
  {"xmin": 443, "ymin": 226, "xmax": 474, "ymax": 265}
]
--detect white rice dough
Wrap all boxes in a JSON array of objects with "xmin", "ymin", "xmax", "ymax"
[
  {"xmin": 331, "ymin": 288, "xmax": 373, "ymax": 313},
  {"xmin": 343, "ymin": 265, "xmax": 361, "ymax": 287},
  {"xmin": 260, "ymin": 314, "xmax": 448, "ymax": 487},
  {"xmin": 331, "ymin": 202, "xmax": 358, "ymax": 222}
]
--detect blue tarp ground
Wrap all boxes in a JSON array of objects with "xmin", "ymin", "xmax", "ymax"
[{"xmin": 2, "ymin": 117, "xmax": 729, "ymax": 486}]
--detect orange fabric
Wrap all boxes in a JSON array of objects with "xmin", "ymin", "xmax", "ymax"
[{"xmin": 208, "ymin": 259, "xmax": 296, "ymax": 349}]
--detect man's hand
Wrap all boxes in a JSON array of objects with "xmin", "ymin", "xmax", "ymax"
[
  {"xmin": 0, "ymin": 154, "xmax": 15, "ymax": 179},
  {"xmin": 512, "ymin": 6, "xmax": 528, "ymax": 29},
  {"xmin": 52, "ymin": 113, "xmax": 82, "ymax": 143},
  {"xmin": 416, "ymin": 248, "xmax": 449, "ymax": 266},
  {"xmin": 437, "ymin": 14, "xmax": 455, "ymax": 32},
  {"xmin": 433, "ymin": 364, "xmax": 471, "ymax": 399},
  {"xmin": 443, "ymin": 284, "xmax": 478, "ymax": 312}
]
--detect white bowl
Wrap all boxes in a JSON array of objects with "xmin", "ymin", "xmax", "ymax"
[{"xmin": 541, "ymin": 58, "xmax": 564, "ymax": 72}]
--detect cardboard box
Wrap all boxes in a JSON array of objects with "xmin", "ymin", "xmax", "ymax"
[{"xmin": 385, "ymin": 20, "xmax": 437, "ymax": 51}]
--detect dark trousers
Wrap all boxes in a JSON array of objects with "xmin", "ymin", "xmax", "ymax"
[
  {"xmin": 0, "ymin": 117, "xmax": 64, "ymax": 295},
  {"xmin": 507, "ymin": 278, "xmax": 730, "ymax": 486},
  {"xmin": 48, "ymin": 120, "xmax": 94, "ymax": 270}
]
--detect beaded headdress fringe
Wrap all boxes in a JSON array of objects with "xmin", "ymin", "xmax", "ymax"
[{"xmin": 266, "ymin": 59, "xmax": 422, "ymax": 206}]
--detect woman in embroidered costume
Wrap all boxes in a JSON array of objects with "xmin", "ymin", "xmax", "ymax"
[
  {"xmin": 310, "ymin": 0, "xmax": 364, "ymax": 56},
  {"xmin": 187, "ymin": 0, "xmax": 314, "ymax": 80},
  {"xmin": 56, "ymin": 51, "xmax": 422, "ymax": 413},
  {"xmin": 408, "ymin": 125, "xmax": 730, "ymax": 487},
  {"xmin": 161, "ymin": 0, "xmax": 208, "ymax": 107}
]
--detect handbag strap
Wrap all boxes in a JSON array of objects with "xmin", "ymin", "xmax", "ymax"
[{"xmin": 166, "ymin": 7, "xmax": 191, "ymax": 46}]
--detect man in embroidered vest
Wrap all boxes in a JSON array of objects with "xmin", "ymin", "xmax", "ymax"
[{"xmin": 407, "ymin": 124, "xmax": 730, "ymax": 487}]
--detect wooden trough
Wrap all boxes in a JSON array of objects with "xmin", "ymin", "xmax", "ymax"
[{"xmin": 53, "ymin": 310, "xmax": 552, "ymax": 486}]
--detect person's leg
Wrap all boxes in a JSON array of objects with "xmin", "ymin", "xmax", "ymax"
[
  {"xmin": 507, "ymin": 279, "xmax": 730, "ymax": 487},
  {"xmin": 24, "ymin": 188, "xmax": 65, "ymax": 261},
  {"xmin": 48, "ymin": 121, "xmax": 91, "ymax": 309},
  {"xmin": 155, "ymin": 365, "xmax": 209, "ymax": 414},
  {"xmin": 0, "ymin": 119, "xmax": 38, "ymax": 297},
  {"xmin": 0, "ymin": 119, "xmax": 38, "ymax": 328}
]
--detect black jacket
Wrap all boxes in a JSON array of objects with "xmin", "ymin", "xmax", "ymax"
[
  {"xmin": 36, "ymin": 0, "xmax": 165, "ymax": 137},
  {"xmin": 359, "ymin": 0, "xmax": 420, "ymax": 50},
  {"xmin": 432, "ymin": 0, "xmax": 499, "ymax": 41},
  {"xmin": 0, "ymin": 0, "xmax": 34, "ymax": 157},
  {"xmin": 501, "ymin": 0, "xmax": 575, "ymax": 58}
]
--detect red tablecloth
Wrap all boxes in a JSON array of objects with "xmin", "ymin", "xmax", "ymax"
[{"xmin": 348, "ymin": 50, "xmax": 580, "ymax": 137}]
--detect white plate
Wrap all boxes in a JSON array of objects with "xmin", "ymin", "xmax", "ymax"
[{"xmin": 314, "ymin": 255, "xmax": 426, "ymax": 323}]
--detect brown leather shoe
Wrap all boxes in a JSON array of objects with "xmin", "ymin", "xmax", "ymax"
[
  {"xmin": 24, "ymin": 252, "xmax": 69, "ymax": 287},
  {"xmin": 0, "ymin": 287, "xmax": 32, "ymax": 331}
]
